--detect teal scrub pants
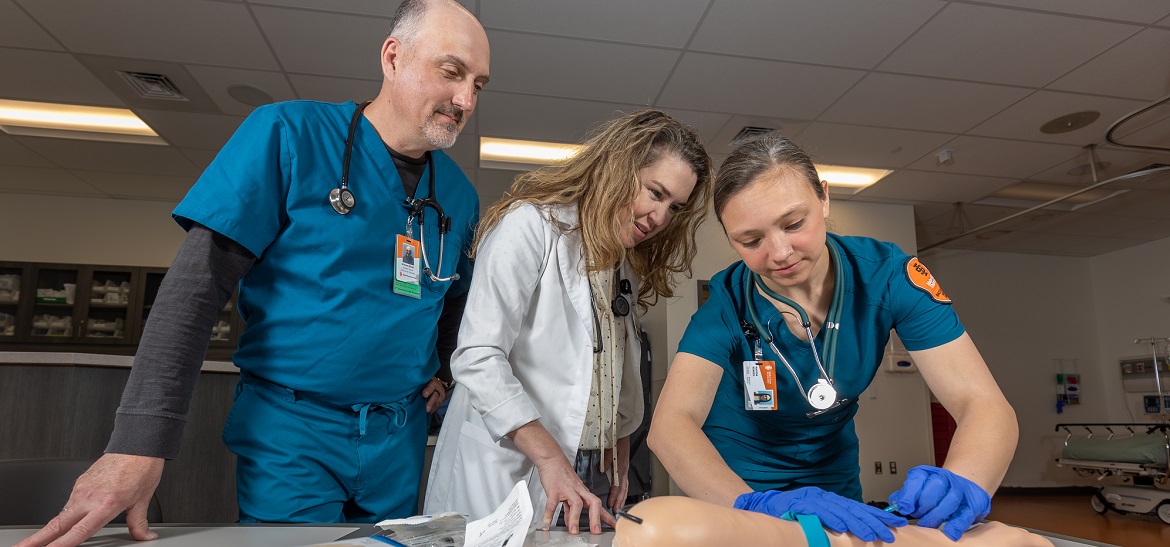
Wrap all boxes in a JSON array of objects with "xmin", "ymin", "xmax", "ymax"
[{"xmin": 223, "ymin": 373, "xmax": 426, "ymax": 523}]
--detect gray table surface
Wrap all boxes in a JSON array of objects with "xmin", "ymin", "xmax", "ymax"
[
  {"xmin": 0, "ymin": 524, "xmax": 616, "ymax": 547},
  {"xmin": 0, "ymin": 523, "xmax": 1117, "ymax": 547}
]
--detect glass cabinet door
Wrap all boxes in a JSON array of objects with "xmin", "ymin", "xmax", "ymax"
[
  {"xmin": 81, "ymin": 267, "xmax": 136, "ymax": 343},
  {"xmin": 135, "ymin": 268, "xmax": 167, "ymax": 344},
  {"xmin": 0, "ymin": 262, "xmax": 27, "ymax": 341},
  {"xmin": 29, "ymin": 265, "xmax": 81, "ymax": 340}
]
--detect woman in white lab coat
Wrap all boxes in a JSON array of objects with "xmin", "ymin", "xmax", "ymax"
[{"xmin": 424, "ymin": 109, "xmax": 713, "ymax": 534}]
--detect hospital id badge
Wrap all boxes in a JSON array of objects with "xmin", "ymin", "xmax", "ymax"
[
  {"xmin": 393, "ymin": 234, "xmax": 421, "ymax": 298},
  {"xmin": 743, "ymin": 360, "xmax": 777, "ymax": 411}
]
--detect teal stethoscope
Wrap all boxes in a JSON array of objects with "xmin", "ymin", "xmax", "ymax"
[
  {"xmin": 743, "ymin": 238, "xmax": 849, "ymax": 418},
  {"xmin": 329, "ymin": 100, "xmax": 458, "ymax": 282}
]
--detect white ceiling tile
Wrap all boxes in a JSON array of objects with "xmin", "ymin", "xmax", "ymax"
[
  {"xmin": 913, "ymin": 202, "xmax": 959, "ymax": 223},
  {"xmin": 1047, "ymin": 28, "xmax": 1170, "ymax": 101},
  {"xmin": 819, "ymin": 73, "xmax": 1030, "ymax": 133},
  {"xmin": 792, "ymin": 123, "xmax": 954, "ymax": 169},
  {"xmin": 1111, "ymin": 166, "xmax": 1170, "ymax": 192},
  {"xmin": 660, "ymin": 108, "xmax": 732, "ymax": 143},
  {"xmin": 18, "ymin": 138, "xmax": 199, "ymax": 176},
  {"xmin": 878, "ymin": 3, "xmax": 1140, "ymax": 87},
  {"xmin": 944, "ymin": 230, "xmax": 1085, "ymax": 255},
  {"xmin": 858, "ymin": 170, "xmax": 1015, "ymax": 203},
  {"xmin": 691, "ymin": 0, "xmax": 942, "ymax": 69},
  {"xmin": 180, "ymin": 148, "xmax": 218, "ymax": 173},
  {"xmin": 185, "ymin": 66, "xmax": 298, "ymax": 116},
  {"xmin": 0, "ymin": 48, "xmax": 122, "ymax": 106},
  {"xmin": 968, "ymin": 91, "xmax": 1148, "ymax": 145},
  {"xmin": 660, "ymin": 53, "xmax": 864, "ymax": 120},
  {"xmin": 71, "ymin": 170, "xmax": 195, "ymax": 201},
  {"xmin": 0, "ymin": 134, "xmax": 53, "ymax": 168},
  {"xmin": 995, "ymin": 209, "xmax": 1162, "ymax": 238},
  {"xmin": 972, "ymin": 0, "xmax": 1170, "ymax": 23},
  {"xmin": 482, "ymin": 0, "xmax": 708, "ymax": 48},
  {"xmin": 1073, "ymin": 188, "xmax": 1170, "ymax": 218},
  {"xmin": 286, "ymin": 74, "xmax": 381, "ymax": 104},
  {"xmin": 703, "ymin": 116, "xmax": 811, "ymax": 159},
  {"xmin": 906, "ymin": 136, "xmax": 1083, "ymax": 178},
  {"xmin": 477, "ymin": 92, "xmax": 637, "ymax": 143},
  {"xmin": 1109, "ymin": 113, "xmax": 1170, "ymax": 156},
  {"xmin": 486, "ymin": 30, "xmax": 679, "ymax": 105},
  {"xmin": 252, "ymin": 6, "xmax": 386, "ymax": 80},
  {"xmin": 18, "ymin": 0, "xmax": 279, "ymax": 69},
  {"xmin": 1112, "ymin": 101, "xmax": 1170, "ymax": 139},
  {"xmin": 247, "ymin": 0, "xmax": 474, "ymax": 17},
  {"xmin": 134, "ymin": 110, "xmax": 246, "ymax": 151},
  {"xmin": 0, "ymin": 165, "xmax": 102, "ymax": 196},
  {"xmin": 1028, "ymin": 147, "xmax": 1165, "ymax": 186},
  {"xmin": 248, "ymin": 0, "xmax": 397, "ymax": 17},
  {"xmin": 0, "ymin": 0, "xmax": 62, "ymax": 50}
]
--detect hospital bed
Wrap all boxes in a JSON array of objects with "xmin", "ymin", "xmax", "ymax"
[{"xmin": 1054, "ymin": 422, "xmax": 1170, "ymax": 524}]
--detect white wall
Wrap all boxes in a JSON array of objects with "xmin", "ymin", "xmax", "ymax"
[
  {"xmin": 1, "ymin": 194, "xmax": 185, "ymax": 267},
  {"xmin": 652, "ymin": 198, "xmax": 934, "ymax": 501},
  {"xmin": 925, "ymin": 236, "xmax": 1170, "ymax": 488},
  {"xmin": 924, "ymin": 249, "xmax": 1104, "ymax": 488},
  {"xmin": 1089, "ymin": 237, "xmax": 1170, "ymax": 422}
]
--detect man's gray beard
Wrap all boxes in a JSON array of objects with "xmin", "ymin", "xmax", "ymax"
[{"xmin": 421, "ymin": 119, "xmax": 460, "ymax": 149}]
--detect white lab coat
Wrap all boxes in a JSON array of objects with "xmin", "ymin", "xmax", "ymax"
[{"xmin": 424, "ymin": 202, "xmax": 643, "ymax": 523}]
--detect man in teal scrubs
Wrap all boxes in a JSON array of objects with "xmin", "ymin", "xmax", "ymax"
[{"xmin": 19, "ymin": 2, "xmax": 490, "ymax": 546}]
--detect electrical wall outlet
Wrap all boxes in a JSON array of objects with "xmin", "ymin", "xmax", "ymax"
[
  {"xmin": 875, "ymin": 461, "xmax": 883, "ymax": 474},
  {"xmin": 889, "ymin": 461, "xmax": 898, "ymax": 474}
]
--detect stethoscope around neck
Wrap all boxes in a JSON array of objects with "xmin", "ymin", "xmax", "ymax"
[
  {"xmin": 329, "ymin": 100, "xmax": 458, "ymax": 282},
  {"xmin": 743, "ymin": 238, "xmax": 849, "ymax": 418}
]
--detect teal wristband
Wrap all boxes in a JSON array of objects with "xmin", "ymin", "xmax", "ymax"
[{"xmin": 780, "ymin": 511, "xmax": 831, "ymax": 547}]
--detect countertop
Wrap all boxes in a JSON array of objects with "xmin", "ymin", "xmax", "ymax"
[{"xmin": 0, "ymin": 351, "xmax": 238, "ymax": 373}]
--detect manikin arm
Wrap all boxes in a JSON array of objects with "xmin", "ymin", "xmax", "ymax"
[{"xmin": 614, "ymin": 496, "xmax": 1053, "ymax": 547}]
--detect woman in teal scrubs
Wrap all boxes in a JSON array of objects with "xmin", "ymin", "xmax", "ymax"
[{"xmin": 648, "ymin": 135, "xmax": 1017, "ymax": 543}]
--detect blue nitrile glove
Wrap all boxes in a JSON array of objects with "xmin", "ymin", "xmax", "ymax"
[
  {"xmin": 888, "ymin": 465, "xmax": 991, "ymax": 541},
  {"xmin": 734, "ymin": 486, "xmax": 908, "ymax": 543}
]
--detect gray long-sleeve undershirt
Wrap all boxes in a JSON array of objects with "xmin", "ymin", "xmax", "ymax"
[
  {"xmin": 106, "ymin": 223, "xmax": 255, "ymax": 459},
  {"xmin": 106, "ymin": 223, "xmax": 465, "ymax": 459}
]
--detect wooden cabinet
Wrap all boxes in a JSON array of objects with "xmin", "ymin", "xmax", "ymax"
[{"xmin": 0, "ymin": 261, "xmax": 243, "ymax": 352}]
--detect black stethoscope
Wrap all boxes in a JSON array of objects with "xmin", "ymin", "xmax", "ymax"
[
  {"xmin": 589, "ymin": 265, "xmax": 633, "ymax": 354},
  {"xmin": 742, "ymin": 237, "xmax": 849, "ymax": 418},
  {"xmin": 329, "ymin": 101, "xmax": 458, "ymax": 282}
]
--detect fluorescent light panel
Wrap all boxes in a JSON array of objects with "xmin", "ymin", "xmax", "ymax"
[
  {"xmin": 480, "ymin": 136, "xmax": 891, "ymax": 191},
  {"xmin": 0, "ymin": 99, "xmax": 166, "ymax": 145},
  {"xmin": 817, "ymin": 164, "xmax": 892, "ymax": 192},
  {"xmin": 480, "ymin": 137, "xmax": 582, "ymax": 170}
]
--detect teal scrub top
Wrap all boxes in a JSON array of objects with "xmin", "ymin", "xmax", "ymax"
[
  {"xmin": 173, "ymin": 100, "xmax": 478, "ymax": 405},
  {"xmin": 677, "ymin": 233, "xmax": 963, "ymax": 500}
]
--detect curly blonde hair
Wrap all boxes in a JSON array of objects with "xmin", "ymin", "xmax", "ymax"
[{"xmin": 473, "ymin": 109, "xmax": 713, "ymax": 311}]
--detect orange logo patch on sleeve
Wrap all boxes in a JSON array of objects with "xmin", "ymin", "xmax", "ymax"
[{"xmin": 905, "ymin": 257, "xmax": 951, "ymax": 304}]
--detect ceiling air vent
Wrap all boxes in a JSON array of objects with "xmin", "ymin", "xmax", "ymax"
[
  {"xmin": 729, "ymin": 125, "xmax": 778, "ymax": 146},
  {"xmin": 118, "ymin": 71, "xmax": 188, "ymax": 101}
]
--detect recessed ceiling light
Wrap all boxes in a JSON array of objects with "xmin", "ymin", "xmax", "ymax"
[
  {"xmin": 0, "ymin": 99, "xmax": 165, "ymax": 145},
  {"xmin": 1040, "ymin": 111, "xmax": 1100, "ymax": 134}
]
